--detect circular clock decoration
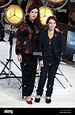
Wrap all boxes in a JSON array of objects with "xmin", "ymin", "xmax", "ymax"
[
  {"xmin": 39, "ymin": 6, "xmax": 53, "ymax": 25},
  {"xmin": 4, "ymin": 5, "xmax": 24, "ymax": 25}
]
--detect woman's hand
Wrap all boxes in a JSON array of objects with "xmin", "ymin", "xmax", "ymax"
[
  {"xmin": 17, "ymin": 54, "xmax": 22, "ymax": 63},
  {"xmin": 55, "ymin": 28, "xmax": 61, "ymax": 32}
]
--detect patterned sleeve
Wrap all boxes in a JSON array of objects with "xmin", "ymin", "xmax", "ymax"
[{"xmin": 15, "ymin": 21, "xmax": 33, "ymax": 55}]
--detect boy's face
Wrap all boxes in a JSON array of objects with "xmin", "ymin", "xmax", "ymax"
[{"xmin": 48, "ymin": 19, "xmax": 56, "ymax": 31}]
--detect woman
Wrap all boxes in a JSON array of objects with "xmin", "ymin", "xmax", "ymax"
[
  {"xmin": 34, "ymin": 16, "xmax": 64, "ymax": 104},
  {"xmin": 15, "ymin": 4, "xmax": 42, "ymax": 104}
]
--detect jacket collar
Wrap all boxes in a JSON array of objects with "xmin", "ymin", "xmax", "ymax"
[{"xmin": 25, "ymin": 16, "xmax": 35, "ymax": 32}]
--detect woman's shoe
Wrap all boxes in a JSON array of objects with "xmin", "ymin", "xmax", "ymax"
[
  {"xmin": 22, "ymin": 96, "xmax": 33, "ymax": 100},
  {"xmin": 26, "ymin": 96, "xmax": 33, "ymax": 104},
  {"xmin": 34, "ymin": 95, "xmax": 41, "ymax": 103}
]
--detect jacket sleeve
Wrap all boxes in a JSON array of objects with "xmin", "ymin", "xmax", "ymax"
[
  {"xmin": 59, "ymin": 32, "xmax": 64, "ymax": 58},
  {"xmin": 15, "ymin": 22, "xmax": 30, "ymax": 55},
  {"xmin": 15, "ymin": 24, "xmax": 23, "ymax": 55},
  {"xmin": 38, "ymin": 29, "xmax": 44, "ymax": 61}
]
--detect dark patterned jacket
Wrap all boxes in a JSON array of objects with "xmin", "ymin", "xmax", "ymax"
[{"xmin": 15, "ymin": 17, "xmax": 40, "ymax": 55}]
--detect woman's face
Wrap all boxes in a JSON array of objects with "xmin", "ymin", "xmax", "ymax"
[
  {"xmin": 48, "ymin": 19, "xmax": 56, "ymax": 31},
  {"xmin": 28, "ymin": 8, "xmax": 38, "ymax": 22}
]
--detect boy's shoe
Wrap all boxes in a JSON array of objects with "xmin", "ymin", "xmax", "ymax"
[
  {"xmin": 34, "ymin": 95, "xmax": 41, "ymax": 103},
  {"xmin": 45, "ymin": 96, "xmax": 51, "ymax": 104}
]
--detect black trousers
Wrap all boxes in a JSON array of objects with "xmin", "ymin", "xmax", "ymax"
[
  {"xmin": 36, "ymin": 62, "xmax": 59, "ymax": 97},
  {"xmin": 21, "ymin": 54, "xmax": 37, "ymax": 96}
]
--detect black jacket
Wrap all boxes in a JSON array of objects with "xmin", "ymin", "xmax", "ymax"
[{"xmin": 39, "ymin": 29, "xmax": 64, "ymax": 64}]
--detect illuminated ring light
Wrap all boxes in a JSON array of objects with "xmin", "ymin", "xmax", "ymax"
[
  {"xmin": 41, "ymin": 0, "xmax": 65, "ymax": 5},
  {"xmin": 48, "ymin": 0, "xmax": 65, "ymax": 3},
  {"xmin": 39, "ymin": 6, "xmax": 53, "ymax": 25},
  {"xmin": 46, "ymin": 0, "xmax": 68, "ymax": 10},
  {"xmin": 4, "ymin": 5, "xmax": 24, "ymax": 25}
]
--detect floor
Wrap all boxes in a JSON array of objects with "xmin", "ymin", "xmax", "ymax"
[{"xmin": 0, "ymin": 33, "xmax": 75, "ymax": 112}]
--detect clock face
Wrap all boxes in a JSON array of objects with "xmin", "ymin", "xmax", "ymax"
[
  {"xmin": 5, "ymin": 5, "xmax": 24, "ymax": 25},
  {"xmin": 39, "ymin": 6, "xmax": 53, "ymax": 25},
  {"xmin": 41, "ymin": 0, "xmax": 68, "ymax": 10}
]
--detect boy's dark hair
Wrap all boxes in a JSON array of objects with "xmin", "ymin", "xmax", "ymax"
[{"xmin": 46, "ymin": 15, "xmax": 57, "ymax": 24}]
